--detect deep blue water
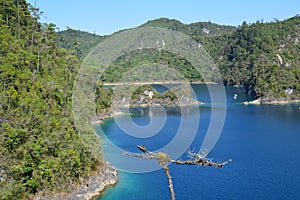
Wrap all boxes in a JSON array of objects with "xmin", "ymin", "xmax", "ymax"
[{"xmin": 94, "ymin": 84, "xmax": 300, "ymax": 200}]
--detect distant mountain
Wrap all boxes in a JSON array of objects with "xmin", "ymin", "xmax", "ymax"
[
  {"xmin": 58, "ymin": 18, "xmax": 236, "ymax": 60},
  {"xmin": 59, "ymin": 16, "xmax": 300, "ymax": 100},
  {"xmin": 140, "ymin": 17, "xmax": 236, "ymax": 36}
]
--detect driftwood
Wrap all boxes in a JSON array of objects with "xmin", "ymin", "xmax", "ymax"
[{"xmin": 123, "ymin": 145, "xmax": 231, "ymax": 200}]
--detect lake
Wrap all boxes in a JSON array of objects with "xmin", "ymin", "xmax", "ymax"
[{"xmin": 94, "ymin": 84, "xmax": 300, "ymax": 200}]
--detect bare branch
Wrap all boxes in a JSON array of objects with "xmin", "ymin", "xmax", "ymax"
[
  {"xmin": 122, "ymin": 145, "xmax": 232, "ymax": 200},
  {"xmin": 137, "ymin": 145, "xmax": 156, "ymax": 156},
  {"xmin": 168, "ymin": 149, "xmax": 232, "ymax": 167},
  {"xmin": 187, "ymin": 149, "xmax": 208, "ymax": 159},
  {"xmin": 137, "ymin": 145, "xmax": 149, "ymax": 154},
  {"xmin": 170, "ymin": 158, "xmax": 232, "ymax": 167},
  {"xmin": 121, "ymin": 150, "xmax": 156, "ymax": 160}
]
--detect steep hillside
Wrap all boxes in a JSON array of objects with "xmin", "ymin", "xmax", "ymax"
[
  {"xmin": 0, "ymin": 0, "xmax": 101, "ymax": 198},
  {"xmin": 218, "ymin": 17, "xmax": 300, "ymax": 100}
]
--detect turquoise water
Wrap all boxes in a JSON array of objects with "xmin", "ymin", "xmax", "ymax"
[{"xmin": 94, "ymin": 84, "xmax": 300, "ymax": 200}]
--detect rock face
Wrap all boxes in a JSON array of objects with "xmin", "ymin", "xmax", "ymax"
[
  {"xmin": 0, "ymin": 169, "xmax": 7, "ymax": 182},
  {"xmin": 33, "ymin": 162, "xmax": 117, "ymax": 200}
]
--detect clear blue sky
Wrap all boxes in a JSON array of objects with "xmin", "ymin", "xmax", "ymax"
[{"xmin": 27, "ymin": 0, "xmax": 299, "ymax": 35}]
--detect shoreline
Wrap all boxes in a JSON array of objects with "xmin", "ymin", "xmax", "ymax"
[
  {"xmin": 112, "ymin": 101, "xmax": 204, "ymax": 108},
  {"xmin": 91, "ymin": 101, "xmax": 203, "ymax": 125},
  {"xmin": 33, "ymin": 162, "xmax": 117, "ymax": 200},
  {"xmin": 102, "ymin": 80, "xmax": 217, "ymax": 86},
  {"xmin": 91, "ymin": 111, "xmax": 125, "ymax": 125},
  {"xmin": 244, "ymin": 98, "xmax": 300, "ymax": 105}
]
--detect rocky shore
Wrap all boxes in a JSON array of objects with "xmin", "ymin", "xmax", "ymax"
[
  {"xmin": 32, "ymin": 162, "xmax": 117, "ymax": 200},
  {"xmin": 91, "ymin": 99, "xmax": 203, "ymax": 125},
  {"xmin": 91, "ymin": 111, "xmax": 125, "ymax": 125},
  {"xmin": 113, "ymin": 98, "xmax": 203, "ymax": 108},
  {"xmin": 244, "ymin": 97, "xmax": 300, "ymax": 105}
]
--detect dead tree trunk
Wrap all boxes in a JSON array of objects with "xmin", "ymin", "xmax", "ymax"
[{"xmin": 163, "ymin": 165, "xmax": 175, "ymax": 200}]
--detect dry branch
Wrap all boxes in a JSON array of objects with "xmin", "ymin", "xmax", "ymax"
[{"xmin": 123, "ymin": 145, "xmax": 231, "ymax": 200}]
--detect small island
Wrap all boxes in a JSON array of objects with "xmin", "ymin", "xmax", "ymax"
[
  {"xmin": 92, "ymin": 84, "xmax": 203, "ymax": 125},
  {"xmin": 114, "ymin": 84, "xmax": 203, "ymax": 107}
]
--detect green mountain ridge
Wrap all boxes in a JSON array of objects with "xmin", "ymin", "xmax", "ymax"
[
  {"xmin": 62, "ymin": 16, "xmax": 300, "ymax": 100},
  {"xmin": 57, "ymin": 17, "xmax": 236, "ymax": 59},
  {"xmin": 140, "ymin": 17, "xmax": 236, "ymax": 36}
]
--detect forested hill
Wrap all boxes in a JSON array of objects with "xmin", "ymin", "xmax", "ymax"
[
  {"xmin": 60, "ymin": 16, "xmax": 300, "ymax": 100},
  {"xmin": 57, "ymin": 18, "xmax": 236, "ymax": 59},
  {"xmin": 0, "ymin": 0, "xmax": 101, "ymax": 199},
  {"xmin": 139, "ymin": 17, "xmax": 236, "ymax": 36},
  {"xmin": 57, "ymin": 29, "xmax": 107, "ymax": 59},
  {"xmin": 217, "ymin": 17, "xmax": 300, "ymax": 100}
]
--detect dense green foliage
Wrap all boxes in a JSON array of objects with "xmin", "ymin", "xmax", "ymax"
[
  {"xmin": 95, "ymin": 84, "xmax": 113, "ymax": 113},
  {"xmin": 0, "ymin": 1, "xmax": 101, "ymax": 199},
  {"xmin": 218, "ymin": 17, "xmax": 300, "ymax": 99},
  {"xmin": 57, "ymin": 29, "xmax": 107, "ymax": 60},
  {"xmin": 100, "ymin": 49, "xmax": 203, "ymax": 82}
]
